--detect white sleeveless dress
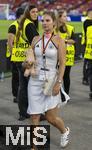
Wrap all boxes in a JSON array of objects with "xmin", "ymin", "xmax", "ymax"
[{"xmin": 27, "ymin": 37, "xmax": 61, "ymax": 115}]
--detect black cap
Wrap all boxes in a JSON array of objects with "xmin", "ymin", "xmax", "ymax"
[{"xmin": 16, "ymin": 7, "xmax": 24, "ymax": 19}]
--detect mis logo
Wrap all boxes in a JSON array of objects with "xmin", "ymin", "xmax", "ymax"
[{"xmin": 0, "ymin": 125, "xmax": 50, "ymax": 149}]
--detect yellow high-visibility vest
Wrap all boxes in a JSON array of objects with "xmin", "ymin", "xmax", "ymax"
[
  {"xmin": 84, "ymin": 25, "xmax": 92, "ymax": 59},
  {"xmin": 58, "ymin": 24, "xmax": 75, "ymax": 66},
  {"xmin": 6, "ymin": 19, "xmax": 32, "ymax": 62},
  {"xmin": 11, "ymin": 19, "xmax": 32, "ymax": 62},
  {"xmin": 81, "ymin": 17, "xmax": 92, "ymax": 59},
  {"xmin": 81, "ymin": 16, "xmax": 89, "ymax": 45},
  {"xmin": 6, "ymin": 20, "xmax": 19, "ymax": 58}
]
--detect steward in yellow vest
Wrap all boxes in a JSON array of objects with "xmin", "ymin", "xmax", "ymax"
[
  {"xmin": 57, "ymin": 24, "xmax": 75, "ymax": 66},
  {"xmin": 81, "ymin": 16, "xmax": 92, "ymax": 85},
  {"xmin": 6, "ymin": 8, "xmax": 24, "ymax": 59},
  {"xmin": 81, "ymin": 12, "xmax": 92, "ymax": 60},
  {"xmin": 81, "ymin": 9, "xmax": 92, "ymax": 99},
  {"xmin": 56, "ymin": 9, "xmax": 75, "ymax": 96},
  {"xmin": 83, "ymin": 19, "xmax": 92, "ymax": 60},
  {"xmin": 10, "ymin": 19, "xmax": 31, "ymax": 62},
  {"xmin": 7, "ymin": 7, "xmax": 24, "ymax": 103},
  {"xmin": 15, "ymin": 4, "xmax": 39, "ymax": 121},
  {"xmin": 7, "ymin": 16, "xmax": 39, "ymax": 63}
]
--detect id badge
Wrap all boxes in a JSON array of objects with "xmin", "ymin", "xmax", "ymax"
[
  {"xmin": 39, "ymin": 69, "xmax": 45, "ymax": 81},
  {"xmin": 39, "ymin": 68, "xmax": 49, "ymax": 81}
]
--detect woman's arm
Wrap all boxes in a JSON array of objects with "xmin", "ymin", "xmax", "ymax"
[
  {"xmin": 52, "ymin": 36, "xmax": 66, "ymax": 96},
  {"xmin": 25, "ymin": 36, "xmax": 40, "ymax": 62},
  {"xmin": 7, "ymin": 25, "xmax": 16, "ymax": 55},
  {"xmin": 65, "ymin": 39, "xmax": 75, "ymax": 44},
  {"xmin": 57, "ymin": 37, "xmax": 66, "ymax": 82},
  {"xmin": 23, "ymin": 36, "xmax": 40, "ymax": 77},
  {"xmin": 65, "ymin": 31, "xmax": 75, "ymax": 44}
]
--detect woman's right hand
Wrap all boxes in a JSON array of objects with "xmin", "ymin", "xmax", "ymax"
[{"xmin": 52, "ymin": 82, "xmax": 61, "ymax": 96}]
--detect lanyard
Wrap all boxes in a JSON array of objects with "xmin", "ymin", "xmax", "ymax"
[
  {"xmin": 42, "ymin": 32, "xmax": 54, "ymax": 59},
  {"xmin": 41, "ymin": 32, "xmax": 54, "ymax": 81}
]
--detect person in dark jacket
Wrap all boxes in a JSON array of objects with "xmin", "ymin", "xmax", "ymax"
[{"xmin": 7, "ymin": 7, "xmax": 24, "ymax": 103}]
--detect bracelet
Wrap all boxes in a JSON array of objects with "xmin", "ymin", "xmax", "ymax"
[
  {"xmin": 56, "ymin": 79, "xmax": 62, "ymax": 84},
  {"xmin": 29, "ymin": 61, "xmax": 33, "ymax": 65},
  {"xmin": 65, "ymin": 39, "xmax": 68, "ymax": 43}
]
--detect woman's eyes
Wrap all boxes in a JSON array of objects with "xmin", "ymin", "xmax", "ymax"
[{"xmin": 42, "ymin": 19, "xmax": 51, "ymax": 22}]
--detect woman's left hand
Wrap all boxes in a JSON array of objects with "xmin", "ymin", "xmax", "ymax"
[{"xmin": 52, "ymin": 82, "xmax": 61, "ymax": 96}]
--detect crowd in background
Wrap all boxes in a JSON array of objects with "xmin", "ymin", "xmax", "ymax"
[{"xmin": 0, "ymin": 0, "xmax": 92, "ymax": 18}]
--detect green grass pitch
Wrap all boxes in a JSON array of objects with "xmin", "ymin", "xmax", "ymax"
[
  {"xmin": 0, "ymin": 20, "xmax": 82, "ymax": 40},
  {"xmin": 0, "ymin": 20, "xmax": 13, "ymax": 40}
]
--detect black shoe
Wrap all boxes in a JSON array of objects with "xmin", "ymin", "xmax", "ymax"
[
  {"xmin": 82, "ymin": 80, "xmax": 89, "ymax": 85},
  {"xmin": 40, "ymin": 114, "xmax": 46, "ymax": 121},
  {"xmin": 18, "ymin": 115, "xmax": 26, "ymax": 121},
  {"xmin": 89, "ymin": 92, "xmax": 92, "ymax": 100},
  {"xmin": 13, "ymin": 97, "xmax": 18, "ymax": 103},
  {"xmin": 18, "ymin": 114, "xmax": 30, "ymax": 121},
  {"xmin": 26, "ymin": 114, "xmax": 30, "ymax": 119}
]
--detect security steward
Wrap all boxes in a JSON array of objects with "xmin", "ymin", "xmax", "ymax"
[
  {"xmin": 57, "ymin": 9, "xmax": 75, "ymax": 102},
  {"xmin": 15, "ymin": 5, "xmax": 39, "ymax": 121},
  {"xmin": 81, "ymin": 9, "xmax": 92, "ymax": 100},
  {"xmin": 7, "ymin": 7, "xmax": 24, "ymax": 103}
]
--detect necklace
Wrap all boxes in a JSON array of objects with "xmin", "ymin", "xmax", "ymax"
[{"xmin": 44, "ymin": 33, "xmax": 52, "ymax": 39}]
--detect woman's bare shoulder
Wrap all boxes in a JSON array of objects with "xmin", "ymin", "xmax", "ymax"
[
  {"xmin": 52, "ymin": 35, "xmax": 65, "ymax": 47},
  {"xmin": 54, "ymin": 34, "xmax": 64, "ymax": 42}
]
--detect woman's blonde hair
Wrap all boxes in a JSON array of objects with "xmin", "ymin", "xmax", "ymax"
[
  {"xmin": 57, "ymin": 9, "xmax": 70, "ymax": 38},
  {"xmin": 43, "ymin": 11, "xmax": 56, "ymax": 22}
]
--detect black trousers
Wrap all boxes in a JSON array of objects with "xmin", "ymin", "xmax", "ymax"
[
  {"xmin": 60, "ymin": 66, "xmax": 71, "ymax": 102},
  {"xmin": 16, "ymin": 63, "xmax": 29, "ymax": 117},
  {"xmin": 83, "ymin": 58, "xmax": 89, "ymax": 82},
  {"xmin": 63, "ymin": 66, "xmax": 71, "ymax": 94},
  {"xmin": 88, "ymin": 60, "xmax": 92, "ymax": 92},
  {"xmin": 11, "ymin": 62, "xmax": 19, "ymax": 98}
]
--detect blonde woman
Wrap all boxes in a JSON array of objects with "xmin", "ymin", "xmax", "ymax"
[{"xmin": 26, "ymin": 11, "xmax": 70, "ymax": 149}]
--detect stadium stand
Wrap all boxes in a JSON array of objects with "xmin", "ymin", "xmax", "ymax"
[
  {"xmin": 0, "ymin": 0, "xmax": 92, "ymax": 15},
  {"xmin": 0, "ymin": 0, "xmax": 13, "ymax": 4}
]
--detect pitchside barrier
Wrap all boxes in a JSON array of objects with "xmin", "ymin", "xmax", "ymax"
[{"xmin": 0, "ymin": 33, "xmax": 82, "ymax": 72}]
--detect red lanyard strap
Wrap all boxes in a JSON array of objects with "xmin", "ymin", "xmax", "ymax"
[{"xmin": 42, "ymin": 32, "xmax": 54, "ymax": 55}]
